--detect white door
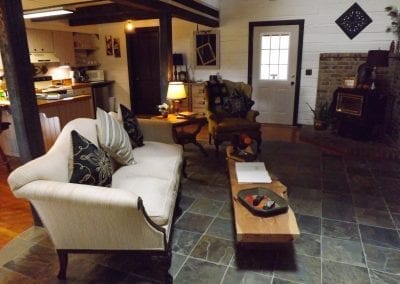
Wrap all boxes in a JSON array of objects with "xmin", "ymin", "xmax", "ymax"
[{"xmin": 252, "ymin": 25, "xmax": 299, "ymax": 124}]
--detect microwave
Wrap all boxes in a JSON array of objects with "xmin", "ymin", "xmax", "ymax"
[{"xmin": 86, "ymin": 70, "xmax": 105, "ymax": 82}]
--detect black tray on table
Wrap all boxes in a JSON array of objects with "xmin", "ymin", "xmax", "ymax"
[
  {"xmin": 230, "ymin": 148, "xmax": 257, "ymax": 162},
  {"xmin": 237, "ymin": 187, "xmax": 288, "ymax": 217}
]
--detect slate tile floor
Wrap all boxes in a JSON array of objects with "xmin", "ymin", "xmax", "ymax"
[{"xmin": 1, "ymin": 141, "xmax": 400, "ymax": 283}]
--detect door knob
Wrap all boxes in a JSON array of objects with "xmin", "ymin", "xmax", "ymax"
[{"xmin": 291, "ymin": 81, "xmax": 295, "ymax": 86}]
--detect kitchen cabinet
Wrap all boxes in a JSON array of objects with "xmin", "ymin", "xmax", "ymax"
[
  {"xmin": 53, "ymin": 31, "xmax": 75, "ymax": 66},
  {"xmin": 27, "ymin": 29, "xmax": 54, "ymax": 52},
  {"xmin": 73, "ymin": 32, "xmax": 99, "ymax": 67}
]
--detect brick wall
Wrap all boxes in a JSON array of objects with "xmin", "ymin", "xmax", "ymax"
[{"xmin": 316, "ymin": 53, "xmax": 400, "ymax": 144}]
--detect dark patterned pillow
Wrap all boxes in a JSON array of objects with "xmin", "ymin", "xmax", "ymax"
[
  {"xmin": 70, "ymin": 130, "xmax": 113, "ymax": 187},
  {"xmin": 223, "ymin": 89, "xmax": 254, "ymax": 118},
  {"xmin": 120, "ymin": 104, "xmax": 144, "ymax": 148}
]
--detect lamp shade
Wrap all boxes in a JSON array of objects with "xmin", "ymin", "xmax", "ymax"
[
  {"xmin": 367, "ymin": 50, "xmax": 389, "ymax": 67},
  {"xmin": 167, "ymin": 82, "xmax": 187, "ymax": 100},
  {"xmin": 173, "ymin": 53, "xmax": 184, "ymax": 66}
]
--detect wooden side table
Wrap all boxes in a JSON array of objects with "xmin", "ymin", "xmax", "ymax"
[{"xmin": 152, "ymin": 114, "xmax": 208, "ymax": 156}]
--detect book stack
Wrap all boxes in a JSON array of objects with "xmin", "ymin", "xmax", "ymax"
[{"xmin": 177, "ymin": 111, "xmax": 197, "ymax": 119}]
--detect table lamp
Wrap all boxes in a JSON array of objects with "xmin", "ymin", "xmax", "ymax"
[
  {"xmin": 167, "ymin": 81, "xmax": 187, "ymax": 114},
  {"xmin": 173, "ymin": 54, "xmax": 183, "ymax": 81},
  {"xmin": 367, "ymin": 50, "xmax": 389, "ymax": 89}
]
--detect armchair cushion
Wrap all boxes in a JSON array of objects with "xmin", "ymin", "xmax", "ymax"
[
  {"xmin": 215, "ymin": 118, "xmax": 261, "ymax": 132},
  {"xmin": 96, "ymin": 108, "xmax": 135, "ymax": 165},
  {"xmin": 70, "ymin": 130, "xmax": 113, "ymax": 187},
  {"xmin": 223, "ymin": 89, "xmax": 254, "ymax": 118},
  {"xmin": 120, "ymin": 104, "xmax": 144, "ymax": 148},
  {"xmin": 207, "ymin": 82, "xmax": 230, "ymax": 118}
]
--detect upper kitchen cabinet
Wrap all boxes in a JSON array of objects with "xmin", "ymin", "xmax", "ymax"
[
  {"xmin": 26, "ymin": 29, "xmax": 54, "ymax": 52},
  {"xmin": 53, "ymin": 31, "xmax": 75, "ymax": 66},
  {"xmin": 73, "ymin": 32, "xmax": 99, "ymax": 67}
]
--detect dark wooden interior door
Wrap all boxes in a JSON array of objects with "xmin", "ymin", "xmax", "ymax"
[{"xmin": 126, "ymin": 27, "xmax": 161, "ymax": 115}]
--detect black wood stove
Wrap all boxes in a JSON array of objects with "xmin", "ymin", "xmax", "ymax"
[{"xmin": 330, "ymin": 87, "xmax": 386, "ymax": 140}]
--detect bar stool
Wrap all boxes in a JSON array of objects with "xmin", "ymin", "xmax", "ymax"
[{"xmin": 0, "ymin": 121, "xmax": 11, "ymax": 172}]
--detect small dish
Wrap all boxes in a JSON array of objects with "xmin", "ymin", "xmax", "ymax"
[{"xmin": 237, "ymin": 187, "xmax": 288, "ymax": 217}]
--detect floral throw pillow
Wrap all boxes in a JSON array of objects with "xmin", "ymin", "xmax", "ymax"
[
  {"xmin": 70, "ymin": 130, "xmax": 113, "ymax": 187},
  {"xmin": 120, "ymin": 104, "xmax": 144, "ymax": 148},
  {"xmin": 223, "ymin": 89, "xmax": 254, "ymax": 118}
]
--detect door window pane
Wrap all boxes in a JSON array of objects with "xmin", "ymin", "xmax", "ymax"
[
  {"xmin": 261, "ymin": 36, "xmax": 270, "ymax": 49},
  {"xmin": 280, "ymin": 35, "xmax": 290, "ymax": 49},
  {"xmin": 279, "ymin": 50, "xmax": 289, "ymax": 65},
  {"xmin": 261, "ymin": 50, "xmax": 270, "ymax": 65},
  {"xmin": 270, "ymin": 50, "xmax": 279, "ymax": 65},
  {"xmin": 259, "ymin": 33, "xmax": 290, "ymax": 80}
]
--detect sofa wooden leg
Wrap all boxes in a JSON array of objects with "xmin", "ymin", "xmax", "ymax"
[
  {"xmin": 214, "ymin": 141, "xmax": 220, "ymax": 157},
  {"xmin": 182, "ymin": 158, "xmax": 187, "ymax": 178},
  {"xmin": 164, "ymin": 249, "xmax": 173, "ymax": 283},
  {"xmin": 209, "ymin": 133, "xmax": 212, "ymax": 144},
  {"xmin": 57, "ymin": 250, "xmax": 68, "ymax": 280},
  {"xmin": 256, "ymin": 138, "xmax": 262, "ymax": 153}
]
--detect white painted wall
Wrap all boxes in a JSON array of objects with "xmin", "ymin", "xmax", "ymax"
[
  {"xmin": 94, "ymin": 20, "xmax": 159, "ymax": 111},
  {"xmin": 190, "ymin": 0, "xmax": 397, "ymax": 124},
  {"xmin": 23, "ymin": 0, "xmax": 398, "ymax": 125}
]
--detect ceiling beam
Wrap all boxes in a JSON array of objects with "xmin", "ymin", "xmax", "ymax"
[
  {"xmin": 171, "ymin": 0, "xmax": 218, "ymax": 18},
  {"xmin": 29, "ymin": 0, "xmax": 219, "ymax": 27},
  {"xmin": 66, "ymin": 3, "xmax": 159, "ymax": 25},
  {"xmin": 113, "ymin": 0, "xmax": 219, "ymax": 27}
]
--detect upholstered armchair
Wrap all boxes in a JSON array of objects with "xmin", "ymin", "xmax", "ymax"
[{"xmin": 205, "ymin": 79, "xmax": 261, "ymax": 155}]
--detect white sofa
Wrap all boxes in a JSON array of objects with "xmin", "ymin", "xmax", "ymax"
[{"xmin": 7, "ymin": 116, "xmax": 184, "ymax": 282}]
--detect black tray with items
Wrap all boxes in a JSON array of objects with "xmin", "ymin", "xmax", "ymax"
[
  {"xmin": 229, "ymin": 148, "xmax": 257, "ymax": 162},
  {"xmin": 237, "ymin": 187, "xmax": 288, "ymax": 217}
]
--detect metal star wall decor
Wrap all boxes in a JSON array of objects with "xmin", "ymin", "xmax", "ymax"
[{"xmin": 335, "ymin": 2, "xmax": 372, "ymax": 39}]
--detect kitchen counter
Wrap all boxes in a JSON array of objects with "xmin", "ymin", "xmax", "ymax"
[
  {"xmin": 0, "ymin": 94, "xmax": 94, "ymax": 156},
  {"xmin": 71, "ymin": 83, "xmax": 92, "ymax": 89},
  {"xmin": 37, "ymin": 94, "xmax": 92, "ymax": 107},
  {"xmin": 0, "ymin": 94, "xmax": 92, "ymax": 107}
]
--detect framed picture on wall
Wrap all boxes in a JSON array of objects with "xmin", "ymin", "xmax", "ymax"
[
  {"xmin": 194, "ymin": 31, "xmax": 220, "ymax": 69},
  {"xmin": 105, "ymin": 35, "xmax": 113, "ymax": 56},
  {"xmin": 113, "ymin": 38, "xmax": 121, "ymax": 57}
]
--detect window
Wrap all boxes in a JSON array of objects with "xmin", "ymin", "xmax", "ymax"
[{"xmin": 260, "ymin": 33, "xmax": 289, "ymax": 80}]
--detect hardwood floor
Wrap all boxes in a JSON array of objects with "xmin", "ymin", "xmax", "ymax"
[
  {"xmin": 0, "ymin": 158, "xmax": 33, "ymax": 248},
  {"xmin": 0, "ymin": 123, "xmax": 300, "ymax": 249}
]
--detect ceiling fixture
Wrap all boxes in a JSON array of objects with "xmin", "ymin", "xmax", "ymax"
[
  {"xmin": 23, "ymin": 7, "xmax": 74, "ymax": 19},
  {"xmin": 124, "ymin": 20, "xmax": 136, "ymax": 33}
]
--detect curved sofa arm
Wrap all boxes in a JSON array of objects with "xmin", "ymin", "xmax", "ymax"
[
  {"xmin": 246, "ymin": 110, "xmax": 260, "ymax": 122},
  {"xmin": 16, "ymin": 180, "xmax": 167, "ymax": 250},
  {"xmin": 138, "ymin": 118, "xmax": 175, "ymax": 144}
]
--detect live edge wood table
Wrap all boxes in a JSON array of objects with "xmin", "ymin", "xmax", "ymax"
[{"xmin": 226, "ymin": 146, "xmax": 300, "ymax": 243}]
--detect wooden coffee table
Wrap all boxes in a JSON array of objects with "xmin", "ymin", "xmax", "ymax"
[{"xmin": 226, "ymin": 146, "xmax": 300, "ymax": 243}]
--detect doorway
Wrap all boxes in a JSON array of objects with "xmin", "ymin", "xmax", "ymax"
[
  {"xmin": 126, "ymin": 27, "xmax": 161, "ymax": 115},
  {"xmin": 248, "ymin": 20, "xmax": 304, "ymax": 125}
]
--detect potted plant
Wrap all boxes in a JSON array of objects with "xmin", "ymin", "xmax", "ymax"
[
  {"xmin": 157, "ymin": 103, "xmax": 169, "ymax": 118},
  {"xmin": 385, "ymin": 6, "xmax": 400, "ymax": 38},
  {"xmin": 306, "ymin": 101, "xmax": 330, "ymax": 130}
]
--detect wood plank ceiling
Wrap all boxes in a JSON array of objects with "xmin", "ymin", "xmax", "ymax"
[{"xmin": 24, "ymin": 0, "xmax": 219, "ymax": 27}]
